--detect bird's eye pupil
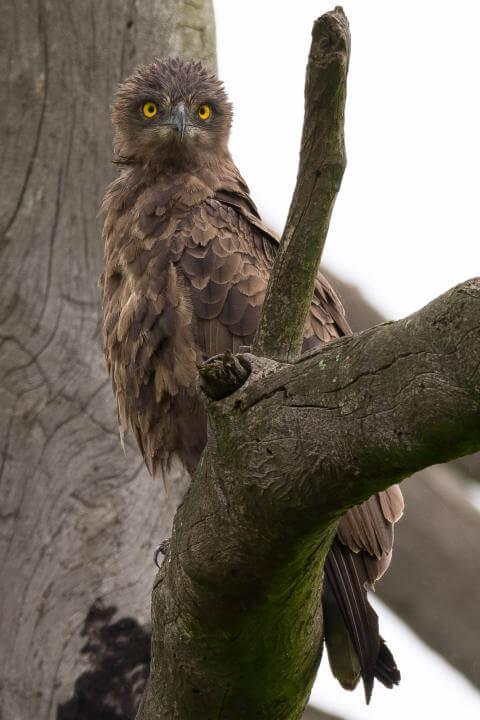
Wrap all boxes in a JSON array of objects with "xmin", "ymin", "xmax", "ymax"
[
  {"xmin": 142, "ymin": 102, "xmax": 157, "ymax": 118},
  {"xmin": 198, "ymin": 104, "xmax": 211, "ymax": 120}
]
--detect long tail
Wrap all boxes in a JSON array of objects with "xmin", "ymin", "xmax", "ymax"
[{"xmin": 323, "ymin": 537, "xmax": 400, "ymax": 703}]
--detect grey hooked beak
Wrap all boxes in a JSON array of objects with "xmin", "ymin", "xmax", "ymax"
[{"xmin": 171, "ymin": 103, "xmax": 187, "ymax": 139}]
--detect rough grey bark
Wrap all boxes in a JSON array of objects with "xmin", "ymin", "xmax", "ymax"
[
  {"xmin": 0, "ymin": 2, "xmax": 215, "ymax": 719},
  {"xmin": 254, "ymin": 8, "xmax": 349, "ymax": 362},
  {"xmin": 332, "ymin": 269, "xmax": 480, "ymax": 486},
  {"xmin": 137, "ymin": 278, "xmax": 480, "ymax": 720},
  {"xmin": 330, "ymin": 271, "xmax": 480, "ymax": 688}
]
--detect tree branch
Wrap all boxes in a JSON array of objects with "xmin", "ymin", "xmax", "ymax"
[
  {"xmin": 138, "ymin": 278, "xmax": 480, "ymax": 720},
  {"xmin": 253, "ymin": 7, "xmax": 349, "ymax": 362}
]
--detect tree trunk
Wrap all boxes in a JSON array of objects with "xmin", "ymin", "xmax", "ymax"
[{"xmin": 0, "ymin": 2, "xmax": 215, "ymax": 719}]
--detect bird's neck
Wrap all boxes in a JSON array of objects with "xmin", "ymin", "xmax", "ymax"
[
  {"xmin": 103, "ymin": 150, "xmax": 252, "ymax": 225},
  {"xmin": 144, "ymin": 150, "xmax": 245, "ymax": 195},
  {"xmin": 142, "ymin": 143, "xmax": 230, "ymax": 174}
]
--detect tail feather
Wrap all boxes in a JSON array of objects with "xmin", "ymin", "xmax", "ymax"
[
  {"xmin": 323, "ymin": 537, "xmax": 400, "ymax": 703},
  {"xmin": 374, "ymin": 640, "xmax": 401, "ymax": 689}
]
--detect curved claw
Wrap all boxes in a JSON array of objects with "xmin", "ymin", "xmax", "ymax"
[{"xmin": 153, "ymin": 538, "xmax": 171, "ymax": 568}]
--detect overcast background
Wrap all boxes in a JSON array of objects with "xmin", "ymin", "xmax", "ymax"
[{"xmin": 214, "ymin": 1, "xmax": 479, "ymax": 718}]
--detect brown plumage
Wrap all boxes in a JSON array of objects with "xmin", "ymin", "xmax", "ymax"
[{"xmin": 101, "ymin": 57, "xmax": 403, "ymax": 702}]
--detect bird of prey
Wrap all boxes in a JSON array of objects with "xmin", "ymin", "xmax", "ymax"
[{"xmin": 100, "ymin": 57, "xmax": 404, "ymax": 702}]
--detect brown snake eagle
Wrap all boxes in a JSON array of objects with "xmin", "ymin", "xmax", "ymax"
[{"xmin": 100, "ymin": 57, "xmax": 403, "ymax": 702}]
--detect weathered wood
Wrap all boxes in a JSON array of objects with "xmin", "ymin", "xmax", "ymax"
[
  {"xmin": 253, "ymin": 7, "xmax": 349, "ymax": 362},
  {"xmin": 0, "ymin": 2, "xmax": 215, "ymax": 719},
  {"xmin": 138, "ymin": 278, "xmax": 480, "ymax": 720},
  {"xmin": 198, "ymin": 351, "xmax": 251, "ymax": 401}
]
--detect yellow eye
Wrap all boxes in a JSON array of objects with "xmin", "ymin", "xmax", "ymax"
[
  {"xmin": 197, "ymin": 104, "xmax": 212, "ymax": 121},
  {"xmin": 142, "ymin": 101, "xmax": 158, "ymax": 119}
]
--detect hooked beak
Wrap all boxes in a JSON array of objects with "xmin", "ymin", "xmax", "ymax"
[{"xmin": 171, "ymin": 103, "xmax": 187, "ymax": 140}]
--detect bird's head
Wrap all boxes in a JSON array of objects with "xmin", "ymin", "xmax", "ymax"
[{"xmin": 112, "ymin": 58, "xmax": 233, "ymax": 167}]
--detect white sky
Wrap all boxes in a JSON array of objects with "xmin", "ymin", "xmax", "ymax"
[
  {"xmin": 214, "ymin": 1, "xmax": 480, "ymax": 718},
  {"xmin": 214, "ymin": 0, "xmax": 480, "ymax": 321},
  {"xmin": 311, "ymin": 596, "xmax": 480, "ymax": 720}
]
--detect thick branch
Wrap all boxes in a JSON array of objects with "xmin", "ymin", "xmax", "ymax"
[
  {"xmin": 253, "ymin": 7, "xmax": 349, "ymax": 362},
  {"xmin": 138, "ymin": 280, "xmax": 480, "ymax": 720}
]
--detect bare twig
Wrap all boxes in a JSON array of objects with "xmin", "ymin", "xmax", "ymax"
[{"xmin": 198, "ymin": 351, "xmax": 251, "ymax": 400}]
